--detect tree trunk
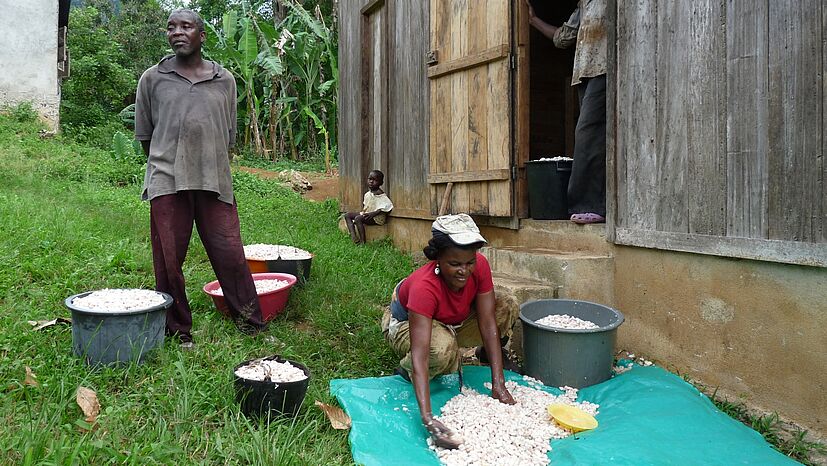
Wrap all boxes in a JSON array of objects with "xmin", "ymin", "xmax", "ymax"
[
  {"xmin": 324, "ymin": 128, "xmax": 331, "ymax": 174},
  {"xmin": 269, "ymin": 79, "xmax": 279, "ymax": 160},
  {"xmin": 287, "ymin": 111, "xmax": 298, "ymax": 160},
  {"xmin": 272, "ymin": 0, "xmax": 286, "ymax": 23},
  {"xmin": 247, "ymin": 85, "xmax": 264, "ymax": 156}
]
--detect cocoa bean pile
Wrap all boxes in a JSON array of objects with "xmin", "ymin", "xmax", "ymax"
[
  {"xmin": 243, "ymin": 244, "xmax": 312, "ymax": 260},
  {"xmin": 234, "ymin": 358, "xmax": 307, "ymax": 382},
  {"xmin": 429, "ymin": 381, "xmax": 598, "ymax": 466},
  {"xmin": 71, "ymin": 289, "xmax": 166, "ymax": 312},
  {"xmin": 535, "ymin": 314, "xmax": 599, "ymax": 330},
  {"xmin": 213, "ymin": 279, "xmax": 289, "ymax": 296}
]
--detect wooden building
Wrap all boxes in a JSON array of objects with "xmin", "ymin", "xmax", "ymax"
[{"xmin": 339, "ymin": 0, "xmax": 827, "ymax": 437}]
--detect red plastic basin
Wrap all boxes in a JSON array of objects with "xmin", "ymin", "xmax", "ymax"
[{"xmin": 203, "ymin": 272, "xmax": 297, "ymax": 322}]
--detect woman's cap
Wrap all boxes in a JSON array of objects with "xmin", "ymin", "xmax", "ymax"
[{"xmin": 432, "ymin": 214, "xmax": 487, "ymax": 245}]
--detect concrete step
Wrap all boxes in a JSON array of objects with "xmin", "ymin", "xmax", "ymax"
[
  {"xmin": 492, "ymin": 272, "xmax": 559, "ymax": 363},
  {"xmin": 493, "ymin": 272, "xmax": 559, "ymax": 304},
  {"xmin": 482, "ymin": 245, "xmax": 614, "ymax": 305},
  {"xmin": 337, "ymin": 216, "xmax": 390, "ymax": 242},
  {"xmin": 516, "ymin": 219, "xmax": 612, "ymax": 255}
]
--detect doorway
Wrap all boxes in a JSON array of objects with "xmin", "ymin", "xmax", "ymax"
[{"xmin": 528, "ymin": 1, "xmax": 579, "ymax": 161}]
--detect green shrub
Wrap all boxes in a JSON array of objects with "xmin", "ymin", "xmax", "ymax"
[
  {"xmin": 119, "ymin": 103, "xmax": 136, "ymax": 129},
  {"xmin": 0, "ymin": 113, "xmax": 142, "ymax": 188},
  {"xmin": 231, "ymin": 169, "xmax": 295, "ymax": 199},
  {"xmin": 6, "ymin": 102, "xmax": 40, "ymax": 123},
  {"xmin": 63, "ymin": 119, "xmax": 129, "ymax": 150},
  {"xmin": 106, "ymin": 131, "xmax": 146, "ymax": 186},
  {"xmin": 60, "ymin": 7, "xmax": 136, "ymax": 130}
]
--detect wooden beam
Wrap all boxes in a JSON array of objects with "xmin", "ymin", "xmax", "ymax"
[
  {"xmin": 427, "ymin": 44, "xmax": 509, "ymax": 79},
  {"xmin": 427, "ymin": 169, "xmax": 511, "ymax": 184},
  {"xmin": 438, "ymin": 182, "xmax": 454, "ymax": 215},
  {"xmin": 359, "ymin": 12, "xmax": 372, "ymax": 191},
  {"xmin": 605, "ymin": 0, "xmax": 617, "ymax": 242},
  {"xmin": 387, "ymin": 208, "xmax": 434, "ymax": 220},
  {"xmin": 615, "ymin": 228, "xmax": 827, "ymax": 267},
  {"xmin": 514, "ymin": 0, "xmax": 530, "ymax": 219},
  {"xmin": 361, "ymin": 0, "xmax": 384, "ymax": 16}
]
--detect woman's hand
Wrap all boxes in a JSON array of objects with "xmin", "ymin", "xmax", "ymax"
[
  {"xmin": 491, "ymin": 381, "xmax": 516, "ymax": 405},
  {"xmin": 422, "ymin": 413, "xmax": 464, "ymax": 449}
]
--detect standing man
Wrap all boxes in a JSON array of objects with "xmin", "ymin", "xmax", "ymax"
[
  {"xmin": 528, "ymin": 0, "xmax": 607, "ymax": 224},
  {"xmin": 134, "ymin": 9, "xmax": 265, "ymax": 348}
]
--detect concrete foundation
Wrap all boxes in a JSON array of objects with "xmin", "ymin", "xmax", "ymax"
[
  {"xmin": 0, "ymin": 1, "xmax": 60, "ymax": 130},
  {"xmin": 337, "ymin": 216, "xmax": 391, "ymax": 243},
  {"xmin": 613, "ymin": 246, "xmax": 827, "ymax": 438},
  {"xmin": 367, "ymin": 215, "xmax": 827, "ymax": 438}
]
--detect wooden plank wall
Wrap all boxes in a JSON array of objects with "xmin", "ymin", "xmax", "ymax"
[
  {"xmin": 338, "ymin": 0, "xmax": 363, "ymax": 211},
  {"xmin": 726, "ymin": 0, "xmax": 769, "ymax": 239},
  {"xmin": 387, "ymin": 0, "xmax": 431, "ymax": 218},
  {"xmin": 616, "ymin": 0, "xmax": 657, "ymax": 231},
  {"xmin": 614, "ymin": 0, "xmax": 826, "ymax": 264},
  {"xmin": 368, "ymin": 10, "xmax": 386, "ymax": 182},
  {"xmin": 767, "ymin": 0, "xmax": 823, "ymax": 243}
]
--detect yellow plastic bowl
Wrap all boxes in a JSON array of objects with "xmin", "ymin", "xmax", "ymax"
[{"xmin": 547, "ymin": 404, "xmax": 598, "ymax": 432}]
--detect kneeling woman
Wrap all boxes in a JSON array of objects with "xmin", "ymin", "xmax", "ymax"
[{"xmin": 381, "ymin": 214, "xmax": 520, "ymax": 448}]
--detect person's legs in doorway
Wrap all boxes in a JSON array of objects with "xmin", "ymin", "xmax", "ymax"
[{"xmin": 568, "ymin": 74, "xmax": 607, "ymax": 224}]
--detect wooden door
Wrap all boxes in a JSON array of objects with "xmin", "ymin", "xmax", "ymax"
[
  {"xmin": 361, "ymin": 0, "xmax": 389, "ymax": 195},
  {"xmin": 428, "ymin": 0, "xmax": 514, "ymax": 217}
]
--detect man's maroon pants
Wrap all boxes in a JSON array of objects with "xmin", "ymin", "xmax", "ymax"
[{"xmin": 150, "ymin": 191, "xmax": 264, "ymax": 339}]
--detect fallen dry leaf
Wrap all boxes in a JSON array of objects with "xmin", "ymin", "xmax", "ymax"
[
  {"xmin": 24, "ymin": 366, "xmax": 38, "ymax": 387},
  {"xmin": 76, "ymin": 386, "xmax": 100, "ymax": 423},
  {"xmin": 314, "ymin": 400, "xmax": 351, "ymax": 430},
  {"xmin": 28, "ymin": 317, "xmax": 72, "ymax": 331}
]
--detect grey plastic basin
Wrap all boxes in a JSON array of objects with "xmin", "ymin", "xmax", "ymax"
[
  {"xmin": 65, "ymin": 290, "xmax": 172, "ymax": 366},
  {"xmin": 520, "ymin": 299, "xmax": 624, "ymax": 388}
]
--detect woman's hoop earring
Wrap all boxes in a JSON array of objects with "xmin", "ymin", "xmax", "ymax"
[{"xmin": 434, "ymin": 265, "xmax": 440, "ymax": 275}]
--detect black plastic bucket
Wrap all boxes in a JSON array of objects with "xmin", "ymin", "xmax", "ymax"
[
  {"xmin": 247, "ymin": 257, "xmax": 313, "ymax": 285},
  {"xmin": 264, "ymin": 258, "xmax": 312, "ymax": 284},
  {"xmin": 526, "ymin": 159, "xmax": 572, "ymax": 220},
  {"xmin": 234, "ymin": 355, "xmax": 311, "ymax": 420}
]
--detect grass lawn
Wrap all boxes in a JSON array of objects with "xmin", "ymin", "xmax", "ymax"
[{"xmin": 0, "ymin": 113, "xmax": 413, "ymax": 464}]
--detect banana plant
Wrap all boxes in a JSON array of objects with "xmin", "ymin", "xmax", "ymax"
[{"xmin": 201, "ymin": 0, "xmax": 337, "ymax": 163}]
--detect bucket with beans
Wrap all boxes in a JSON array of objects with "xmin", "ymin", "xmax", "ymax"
[
  {"xmin": 519, "ymin": 299, "xmax": 625, "ymax": 388},
  {"xmin": 234, "ymin": 355, "xmax": 311, "ymax": 419},
  {"xmin": 243, "ymin": 244, "xmax": 313, "ymax": 284},
  {"xmin": 203, "ymin": 272, "xmax": 297, "ymax": 322},
  {"xmin": 65, "ymin": 288, "xmax": 173, "ymax": 365}
]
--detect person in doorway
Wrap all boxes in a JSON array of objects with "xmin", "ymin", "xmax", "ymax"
[
  {"xmin": 134, "ymin": 9, "xmax": 265, "ymax": 348},
  {"xmin": 344, "ymin": 169, "xmax": 393, "ymax": 244},
  {"xmin": 381, "ymin": 214, "xmax": 521, "ymax": 449},
  {"xmin": 528, "ymin": 0, "xmax": 607, "ymax": 224}
]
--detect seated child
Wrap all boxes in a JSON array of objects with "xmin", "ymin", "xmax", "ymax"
[{"xmin": 345, "ymin": 170, "xmax": 393, "ymax": 244}]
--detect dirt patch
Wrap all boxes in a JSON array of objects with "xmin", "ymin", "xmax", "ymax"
[
  {"xmin": 295, "ymin": 321, "xmax": 316, "ymax": 333},
  {"xmin": 239, "ymin": 167, "xmax": 339, "ymax": 202},
  {"xmin": 303, "ymin": 175, "xmax": 339, "ymax": 202}
]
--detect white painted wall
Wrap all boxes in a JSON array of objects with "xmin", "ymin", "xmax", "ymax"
[{"xmin": 0, "ymin": 0, "xmax": 59, "ymax": 129}]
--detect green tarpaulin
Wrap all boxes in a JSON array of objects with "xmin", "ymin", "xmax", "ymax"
[{"xmin": 330, "ymin": 365, "xmax": 797, "ymax": 465}]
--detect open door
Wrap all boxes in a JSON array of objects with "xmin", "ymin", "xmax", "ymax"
[{"xmin": 428, "ymin": 0, "xmax": 515, "ymax": 218}]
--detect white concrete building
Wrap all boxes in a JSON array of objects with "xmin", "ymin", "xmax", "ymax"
[{"xmin": 0, "ymin": 0, "xmax": 70, "ymax": 130}]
